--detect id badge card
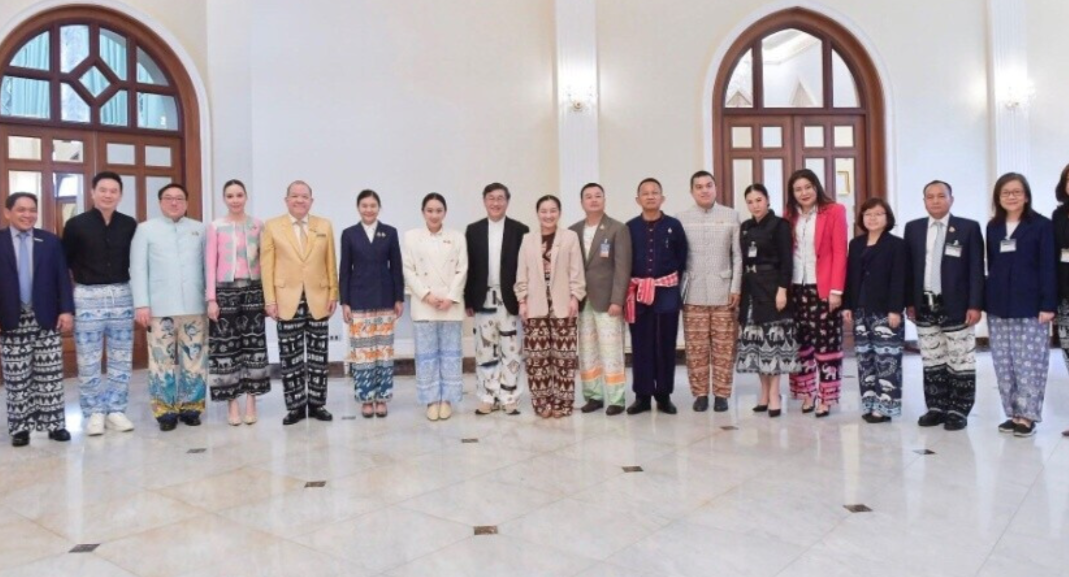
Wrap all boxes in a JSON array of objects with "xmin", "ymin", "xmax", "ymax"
[
  {"xmin": 1000, "ymin": 239, "xmax": 1017, "ymax": 253},
  {"xmin": 747, "ymin": 243, "xmax": 758, "ymax": 258},
  {"xmin": 1061, "ymin": 248, "xmax": 1069, "ymax": 263},
  {"xmin": 944, "ymin": 244, "xmax": 962, "ymax": 258},
  {"xmin": 599, "ymin": 240, "xmax": 611, "ymax": 258}
]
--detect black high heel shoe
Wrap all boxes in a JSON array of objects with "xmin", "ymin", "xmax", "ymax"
[
  {"xmin": 768, "ymin": 408, "xmax": 782, "ymax": 418},
  {"xmin": 752, "ymin": 404, "xmax": 768, "ymax": 413}
]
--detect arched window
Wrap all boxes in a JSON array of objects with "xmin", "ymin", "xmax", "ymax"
[
  {"xmin": 0, "ymin": 5, "xmax": 201, "ymax": 235},
  {"xmin": 713, "ymin": 8, "xmax": 885, "ymax": 233}
]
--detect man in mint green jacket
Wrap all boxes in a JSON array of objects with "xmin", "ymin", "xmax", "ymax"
[{"xmin": 130, "ymin": 183, "xmax": 208, "ymax": 431}]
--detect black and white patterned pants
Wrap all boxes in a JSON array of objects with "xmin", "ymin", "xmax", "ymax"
[
  {"xmin": 277, "ymin": 296, "xmax": 330, "ymax": 411},
  {"xmin": 1, "ymin": 309, "xmax": 65, "ymax": 434}
]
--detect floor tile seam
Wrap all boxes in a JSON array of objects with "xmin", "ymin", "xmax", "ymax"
[
  {"xmin": 0, "ymin": 519, "xmax": 77, "ymax": 574},
  {"xmin": 390, "ymin": 480, "xmax": 567, "ymax": 527}
]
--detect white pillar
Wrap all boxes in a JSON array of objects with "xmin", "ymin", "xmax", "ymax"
[
  {"xmin": 987, "ymin": 0, "xmax": 1032, "ymax": 177},
  {"xmin": 555, "ymin": 0, "xmax": 599, "ymax": 218}
]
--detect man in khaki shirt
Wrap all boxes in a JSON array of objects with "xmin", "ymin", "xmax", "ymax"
[{"xmin": 262, "ymin": 180, "xmax": 339, "ymax": 425}]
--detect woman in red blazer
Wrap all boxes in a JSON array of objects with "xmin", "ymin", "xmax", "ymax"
[{"xmin": 783, "ymin": 169, "xmax": 848, "ymax": 417}]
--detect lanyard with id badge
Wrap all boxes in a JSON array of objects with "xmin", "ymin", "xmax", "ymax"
[
  {"xmin": 599, "ymin": 239, "xmax": 611, "ymax": 258},
  {"xmin": 1000, "ymin": 237, "xmax": 1017, "ymax": 253},
  {"xmin": 944, "ymin": 241, "xmax": 962, "ymax": 258},
  {"xmin": 748, "ymin": 242, "xmax": 758, "ymax": 258}
]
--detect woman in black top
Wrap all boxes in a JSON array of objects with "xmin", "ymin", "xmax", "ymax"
[
  {"xmin": 842, "ymin": 198, "xmax": 908, "ymax": 423},
  {"xmin": 1051, "ymin": 163, "xmax": 1069, "ymax": 438},
  {"xmin": 736, "ymin": 184, "xmax": 796, "ymax": 417}
]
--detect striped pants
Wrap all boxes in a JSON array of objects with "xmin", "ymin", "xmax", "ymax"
[
  {"xmin": 1, "ymin": 309, "xmax": 65, "ymax": 434},
  {"xmin": 789, "ymin": 284, "xmax": 843, "ymax": 404},
  {"xmin": 347, "ymin": 309, "xmax": 396, "ymax": 402},
  {"xmin": 525, "ymin": 316, "xmax": 578, "ymax": 415},
  {"xmin": 989, "ymin": 315, "xmax": 1049, "ymax": 423},
  {"xmin": 578, "ymin": 303, "xmax": 627, "ymax": 407},
  {"xmin": 683, "ymin": 304, "xmax": 737, "ymax": 398},
  {"xmin": 73, "ymin": 283, "xmax": 134, "ymax": 417}
]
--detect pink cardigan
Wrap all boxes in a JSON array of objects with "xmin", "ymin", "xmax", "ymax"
[
  {"xmin": 205, "ymin": 216, "xmax": 263, "ymax": 300},
  {"xmin": 792, "ymin": 202, "xmax": 847, "ymax": 299}
]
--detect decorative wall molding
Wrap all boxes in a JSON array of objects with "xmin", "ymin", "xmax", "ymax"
[
  {"xmin": 987, "ymin": 0, "xmax": 1031, "ymax": 177},
  {"xmin": 555, "ymin": 0, "xmax": 599, "ymax": 216}
]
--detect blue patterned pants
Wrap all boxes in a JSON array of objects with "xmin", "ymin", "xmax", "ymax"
[
  {"xmin": 414, "ymin": 321, "xmax": 463, "ymax": 405},
  {"xmin": 73, "ymin": 284, "xmax": 134, "ymax": 417},
  {"xmin": 853, "ymin": 309, "xmax": 904, "ymax": 417},
  {"xmin": 988, "ymin": 315, "xmax": 1049, "ymax": 422},
  {"xmin": 148, "ymin": 315, "xmax": 207, "ymax": 420}
]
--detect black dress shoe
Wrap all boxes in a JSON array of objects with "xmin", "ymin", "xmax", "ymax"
[
  {"xmin": 917, "ymin": 410, "xmax": 946, "ymax": 427},
  {"xmin": 943, "ymin": 414, "xmax": 968, "ymax": 431},
  {"xmin": 864, "ymin": 414, "xmax": 891, "ymax": 424},
  {"xmin": 179, "ymin": 413, "xmax": 201, "ymax": 427},
  {"xmin": 282, "ymin": 408, "xmax": 306, "ymax": 426},
  {"xmin": 11, "ymin": 431, "xmax": 29, "ymax": 447},
  {"xmin": 626, "ymin": 398, "xmax": 652, "ymax": 415},
  {"xmin": 692, "ymin": 396, "xmax": 709, "ymax": 412},
  {"xmin": 159, "ymin": 419, "xmax": 177, "ymax": 432},
  {"xmin": 48, "ymin": 428, "xmax": 71, "ymax": 441},
  {"xmin": 656, "ymin": 398, "xmax": 678, "ymax": 415},
  {"xmin": 713, "ymin": 397, "xmax": 729, "ymax": 412},
  {"xmin": 605, "ymin": 405, "xmax": 625, "ymax": 416},
  {"xmin": 580, "ymin": 399, "xmax": 605, "ymax": 413},
  {"xmin": 308, "ymin": 406, "xmax": 333, "ymax": 421},
  {"xmin": 752, "ymin": 404, "xmax": 769, "ymax": 413}
]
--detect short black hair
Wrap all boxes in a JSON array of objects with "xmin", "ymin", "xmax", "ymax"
[
  {"xmin": 157, "ymin": 182, "xmax": 188, "ymax": 200},
  {"xmin": 991, "ymin": 172, "xmax": 1034, "ymax": 223},
  {"xmin": 422, "ymin": 192, "xmax": 447, "ymax": 211},
  {"xmin": 223, "ymin": 179, "xmax": 246, "ymax": 195},
  {"xmin": 1056, "ymin": 164, "xmax": 1069, "ymax": 205},
  {"xmin": 536, "ymin": 195, "xmax": 561, "ymax": 211},
  {"xmin": 636, "ymin": 177, "xmax": 662, "ymax": 194},
  {"xmin": 744, "ymin": 183, "xmax": 769, "ymax": 201},
  {"xmin": 923, "ymin": 180, "xmax": 953, "ymax": 198},
  {"xmin": 92, "ymin": 171, "xmax": 123, "ymax": 191},
  {"xmin": 580, "ymin": 182, "xmax": 604, "ymax": 198},
  {"xmin": 5, "ymin": 192, "xmax": 37, "ymax": 210},
  {"xmin": 690, "ymin": 170, "xmax": 716, "ymax": 188},
  {"xmin": 483, "ymin": 183, "xmax": 510, "ymax": 200},
  {"xmin": 357, "ymin": 189, "xmax": 381, "ymax": 206},
  {"xmin": 857, "ymin": 197, "xmax": 896, "ymax": 232}
]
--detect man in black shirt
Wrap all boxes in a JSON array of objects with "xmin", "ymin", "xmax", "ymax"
[{"xmin": 62, "ymin": 171, "xmax": 138, "ymax": 436}]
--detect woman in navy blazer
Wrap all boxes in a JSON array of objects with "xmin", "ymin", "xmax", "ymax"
[
  {"xmin": 842, "ymin": 198, "xmax": 908, "ymax": 423},
  {"xmin": 1050, "ymin": 163, "xmax": 1069, "ymax": 438},
  {"xmin": 339, "ymin": 189, "xmax": 405, "ymax": 418},
  {"xmin": 986, "ymin": 173, "xmax": 1056, "ymax": 437}
]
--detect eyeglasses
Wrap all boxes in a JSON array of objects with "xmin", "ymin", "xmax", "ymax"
[
  {"xmin": 999, "ymin": 190, "xmax": 1025, "ymax": 198},
  {"xmin": 160, "ymin": 196, "xmax": 187, "ymax": 203}
]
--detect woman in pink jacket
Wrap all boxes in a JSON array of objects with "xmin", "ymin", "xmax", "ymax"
[{"xmin": 783, "ymin": 169, "xmax": 848, "ymax": 417}]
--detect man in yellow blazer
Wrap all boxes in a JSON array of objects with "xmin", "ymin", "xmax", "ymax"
[{"xmin": 261, "ymin": 180, "xmax": 339, "ymax": 425}]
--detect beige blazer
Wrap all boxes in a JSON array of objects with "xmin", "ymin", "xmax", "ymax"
[
  {"xmin": 515, "ymin": 227, "xmax": 586, "ymax": 318},
  {"xmin": 402, "ymin": 227, "xmax": 468, "ymax": 321},
  {"xmin": 261, "ymin": 214, "xmax": 339, "ymax": 321}
]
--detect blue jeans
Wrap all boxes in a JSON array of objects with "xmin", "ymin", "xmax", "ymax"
[{"xmin": 74, "ymin": 284, "xmax": 134, "ymax": 416}]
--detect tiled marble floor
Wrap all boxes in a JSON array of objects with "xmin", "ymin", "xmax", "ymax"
[{"xmin": 0, "ymin": 353, "xmax": 1067, "ymax": 577}]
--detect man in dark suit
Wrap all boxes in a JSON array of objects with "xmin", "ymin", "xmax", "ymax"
[
  {"xmin": 570, "ymin": 183, "xmax": 631, "ymax": 415},
  {"xmin": 904, "ymin": 180, "xmax": 985, "ymax": 431},
  {"xmin": 464, "ymin": 183, "xmax": 529, "ymax": 415},
  {"xmin": 0, "ymin": 193, "xmax": 74, "ymax": 446}
]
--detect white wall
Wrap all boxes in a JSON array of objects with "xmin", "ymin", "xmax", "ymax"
[{"xmin": 1027, "ymin": 0, "xmax": 1069, "ymax": 217}]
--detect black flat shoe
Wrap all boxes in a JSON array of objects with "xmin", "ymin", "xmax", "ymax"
[
  {"xmin": 656, "ymin": 399, "xmax": 678, "ymax": 415},
  {"xmin": 282, "ymin": 408, "xmax": 306, "ymax": 426},
  {"xmin": 752, "ymin": 405, "xmax": 769, "ymax": 413},
  {"xmin": 713, "ymin": 397, "xmax": 729, "ymax": 412},
  {"xmin": 998, "ymin": 419, "xmax": 1016, "ymax": 433},
  {"xmin": 944, "ymin": 414, "xmax": 967, "ymax": 431},
  {"xmin": 48, "ymin": 428, "xmax": 71, "ymax": 441},
  {"xmin": 815, "ymin": 409, "xmax": 830, "ymax": 418},
  {"xmin": 11, "ymin": 431, "xmax": 29, "ymax": 447},
  {"xmin": 917, "ymin": 410, "xmax": 946, "ymax": 427},
  {"xmin": 159, "ymin": 419, "xmax": 177, "ymax": 432},
  {"xmin": 864, "ymin": 414, "xmax": 891, "ymax": 424},
  {"xmin": 605, "ymin": 405, "xmax": 624, "ymax": 416},
  {"xmin": 309, "ymin": 406, "xmax": 333, "ymax": 421},
  {"xmin": 179, "ymin": 414, "xmax": 201, "ymax": 427},
  {"xmin": 626, "ymin": 398, "xmax": 652, "ymax": 415},
  {"xmin": 580, "ymin": 399, "xmax": 605, "ymax": 413},
  {"xmin": 768, "ymin": 409, "xmax": 781, "ymax": 418},
  {"xmin": 801, "ymin": 403, "xmax": 815, "ymax": 414},
  {"xmin": 692, "ymin": 396, "xmax": 709, "ymax": 412}
]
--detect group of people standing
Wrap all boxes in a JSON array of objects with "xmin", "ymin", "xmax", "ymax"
[{"xmin": 2, "ymin": 165, "xmax": 1068, "ymax": 446}]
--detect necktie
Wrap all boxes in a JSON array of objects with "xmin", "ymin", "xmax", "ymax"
[
  {"xmin": 18, "ymin": 231, "xmax": 32, "ymax": 305},
  {"xmin": 297, "ymin": 220, "xmax": 308, "ymax": 253},
  {"xmin": 928, "ymin": 221, "xmax": 945, "ymax": 294}
]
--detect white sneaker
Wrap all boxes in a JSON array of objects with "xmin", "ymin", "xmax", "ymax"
[
  {"xmin": 106, "ymin": 412, "xmax": 135, "ymax": 432},
  {"xmin": 86, "ymin": 413, "xmax": 106, "ymax": 436}
]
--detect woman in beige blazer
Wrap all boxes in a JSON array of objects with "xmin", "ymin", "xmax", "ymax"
[
  {"xmin": 516, "ymin": 195, "xmax": 586, "ymax": 418},
  {"xmin": 402, "ymin": 193, "xmax": 468, "ymax": 421}
]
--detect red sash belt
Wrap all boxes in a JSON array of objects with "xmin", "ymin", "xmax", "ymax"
[{"xmin": 625, "ymin": 272, "xmax": 679, "ymax": 323}]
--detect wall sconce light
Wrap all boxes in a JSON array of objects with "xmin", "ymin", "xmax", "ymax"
[
  {"xmin": 564, "ymin": 84, "xmax": 596, "ymax": 112},
  {"xmin": 1001, "ymin": 78, "xmax": 1036, "ymax": 110}
]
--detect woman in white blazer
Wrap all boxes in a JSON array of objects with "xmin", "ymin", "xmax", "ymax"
[
  {"xmin": 516, "ymin": 195, "xmax": 586, "ymax": 418},
  {"xmin": 402, "ymin": 193, "xmax": 469, "ymax": 421}
]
